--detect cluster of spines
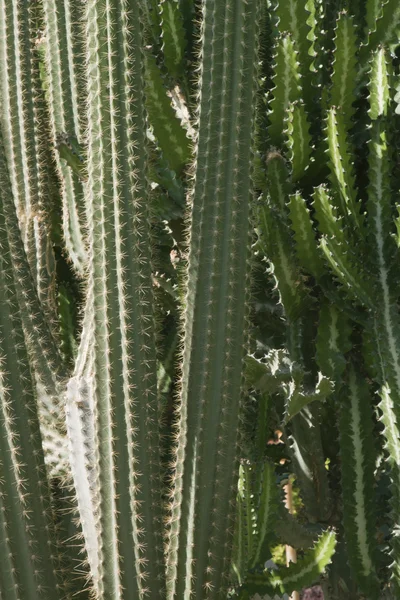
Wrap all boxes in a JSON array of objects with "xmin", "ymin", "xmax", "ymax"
[
  {"xmin": 0, "ymin": 0, "xmax": 73, "ymax": 577},
  {"xmin": 166, "ymin": 0, "xmax": 262, "ymax": 597},
  {"xmin": 26, "ymin": 1, "xmax": 58, "ymax": 331},
  {"xmin": 72, "ymin": 0, "xmax": 166, "ymax": 597},
  {"xmin": 41, "ymin": 0, "xmax": 87, "ymax": 275},
  {"xmin": 0, "ymin": 130, "xmax": 62, "ymax": 599},
  {"xmin": 0, "ymin": 0, "xmax": 68, "ymax": 478},
  {"xmin": 0, "ymin": 0, "xmax": 34, "ymax": 240},
  {"xmin": 0, "ymin": 110, "xmax": 63, "ymax": 394},
  {"xmin": 0, "ymin": 0, "xmax": 60, "ymax": 340}
]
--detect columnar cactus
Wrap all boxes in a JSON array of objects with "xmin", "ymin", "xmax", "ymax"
[
  {"xmin": 3, "ymin": 1, "xmax": 400, "ymax": 600},
  {"xmin": 66, "ymin": 0, "xmax": 165, "ymax": 597},
  {"xmin": 41, "ymin": 0, "xmax": 87, "ymax": 274},
  {"xmin": 166, "ymin": 0, "xmax": 261, "ymax": 596},
  {"xmin": 0, "ymin": 130, "xmax": 61, "ymax": 600}
]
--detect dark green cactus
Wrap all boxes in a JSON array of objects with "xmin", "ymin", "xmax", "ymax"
[
  {"xmin": 166, "ymin": 0, "xmax": 261, "ymax": 596},
  {"xmin": 0, "ymin": 130, "xmax": 62, "ymax": 600},
  {"xmin": 2, "ymin": 1, "xmax": 400, "ymax": 599}
]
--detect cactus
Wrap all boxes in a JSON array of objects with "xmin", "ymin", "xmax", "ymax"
[
  {"xmin": 242, "ymin": 529, "xmax": 337, "ymax": 598},
  {"xmin": 41, "ymin": 0, "xmax": 88, "ymax": 275},
  {"xmin": 3, "ymin": 1, "xmax": 400, "ymax": 599},
  {"xmin": 165, "ymin": 0, "xmax": 261, "ymax": 595},
  {"xmin": 0, "ymin": 130, "xmax": 62, "ymax": 600}
]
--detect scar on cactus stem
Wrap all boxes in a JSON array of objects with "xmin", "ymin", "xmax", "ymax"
[{"xmin": 266, "ymin": 149, "xmax": 285, "ymax": 163}]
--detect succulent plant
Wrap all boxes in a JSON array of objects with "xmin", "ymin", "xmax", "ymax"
[{"xmin": 2, "ymin": 1, "xmax": 400, "ymax": 599}]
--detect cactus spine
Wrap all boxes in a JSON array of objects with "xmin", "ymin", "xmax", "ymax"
[
  {"xmin": 0, "ymin": 132, "xmax": 61, "ymax": 599},
  {"xmin": 41, "ymin": 0, "xmax": 87, "ymax": 274},
  {"xmin": 73, "ymin": 0, "xmax": 165, "ymax": 597},
  {"xmin": 166, "ymin": 0, "xmax": 261, "ymax": 596}
]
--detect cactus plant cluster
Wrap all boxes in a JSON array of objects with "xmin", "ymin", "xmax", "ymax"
[{"xmin": 2, "ymin": 0, "xmax": 400, "ymax": 599}]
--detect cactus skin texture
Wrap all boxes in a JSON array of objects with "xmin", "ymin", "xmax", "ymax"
[
  {"xmin": 165, "ymin": 0, "xmax": 261, "ymax": 597},
  {"xmin": 0, "ymin": 131, "xmax": 61, "ymax": 600},
  {"xmin": 5, "ymin": 1, "xmax": 400, "ymax": 599},
  {"xmin": 73, "ymin": 0, "xmax": 165, "ymax": 597},
  {"xmin": 41, "ymin": 0, "xmax": 88, "ymax": 275},
  {"xmin": 0, "ymin": 0, "xmax": 58, "ymax": 326}
]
